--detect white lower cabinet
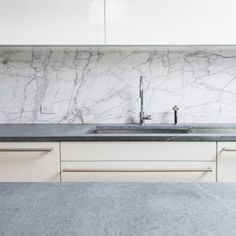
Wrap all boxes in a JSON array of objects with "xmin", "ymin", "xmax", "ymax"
[
  {"xmin": 0, "ymin": 142, "xmax": 60, "ymax": 182},
  {"xmin": 61, "ymin": 161, "xmax": 216, "ymax": 182},
  {"xmin": 0, "ymin": 141, "xmax": 219, "ymax": 182},
  {"xmin": 61, "ymin": 142, "xmax": 216, "ymax": 182},
  {"xmin": 217, "ymin": 142, "xmax": 236, "ymax": 182},
  {"xmin": 61, "ymin": 142, "xmax": 216, "ymax": 161}
]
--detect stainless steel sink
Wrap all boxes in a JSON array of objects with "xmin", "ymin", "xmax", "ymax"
[
  {"xmin": 87, "ymin": 126, "xmax": 192, "ymax": 134},
  {"xmin": 191, "ymin": 128, "xmax": 236, "ymax": 134},
  {"xmin": 87, "ymin": 126, "xmax": 236, "ymax": 135}
]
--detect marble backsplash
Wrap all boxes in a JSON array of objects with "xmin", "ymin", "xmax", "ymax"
[{"xmin": 0, "ymin": 47, "xmax": 236, "ymax": 124}]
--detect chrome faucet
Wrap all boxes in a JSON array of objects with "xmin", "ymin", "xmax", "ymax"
[{"xmin": 139, "ymin": 76, "xmax": 151, "ymax": 125}]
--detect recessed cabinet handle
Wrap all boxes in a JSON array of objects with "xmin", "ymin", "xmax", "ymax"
[
  {"xmin": 0, "ymin": 148, "xmax": 53, "ymax": 152},
  {"xmin": 62, "ymin": 168, "xmax": 213, "ymax": 173},
  {"xmin": 222, "ymin": 148, "xmax": 236, "ymax": 152}
]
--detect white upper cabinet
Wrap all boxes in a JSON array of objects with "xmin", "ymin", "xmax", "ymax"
[
  {"xmin": 106, "ymin": 0, "xmax": 236, "ymax": 45},
  {"xmin": 1, "ymin": 0, "xmax": 235, "ymax": 45},
  {"xmin": 0, "ymin": 0, "xmax": 104, "ymax": 45}
]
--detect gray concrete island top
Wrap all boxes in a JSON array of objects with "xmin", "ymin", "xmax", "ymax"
[
  {"xmin": 1, "ymin": 183, "xmax": 236, "ymax": 236},
  {"xmin": 1, "ymin": 124, "xmax": 236, "ymax": 141}
]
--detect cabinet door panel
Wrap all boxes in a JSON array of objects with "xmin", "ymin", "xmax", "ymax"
[
  {"xmin": 0, "ymin": 0, "xmax": 104, "ymax": 45},
  {"xmin": 61, "ymin": 142, "xmax": 216, "ymax": 161},
  {"xmin": 106, "ymin": 0, "xmax": 236, "ymax": 45},
  {"xmin": 61, "ymin": 161, "xmax": 216, "ymax": 182},
  {"xmin": 0, "ymin": 142, "xmax": 60, "ymax": 182},
  {"xmin": 218, "ymin": 142, "xmax": 236, "ymax": 182}
]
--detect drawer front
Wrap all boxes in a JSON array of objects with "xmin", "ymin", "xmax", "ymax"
[
  {"xmin": 61, "ymin": 161, "xmax": 216, "ymax": 182},
  {"xmin": 218, "ymin": 142, "xmax": 236, "ymax": 182},
  {"xmin": 0, "ymin": 142, "xmax": 60, "ymax": 182},
  {"xmin": 61, "ymin": 142, "xmax": 216, "ymax": 161}
]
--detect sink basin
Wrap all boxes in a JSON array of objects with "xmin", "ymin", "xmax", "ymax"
[
  {"xmin": 87, "ymin": 126, "xmax": 192, "ymax": 134},
  {"xmin": 87, "ymin": 126, "xmax": 236, "ymax": 135},
  {"xmin": 191, "ymin": 128, "xmax": 236, "ymax": 134}
]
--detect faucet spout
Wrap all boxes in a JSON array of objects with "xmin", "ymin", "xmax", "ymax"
[
  {"xmin": 140, "ymin": 76, "xmax": 144, "ymax": 123},
  {"xmin": 139, "ymin": 76, "xmax": 151, "ymax": 125}
]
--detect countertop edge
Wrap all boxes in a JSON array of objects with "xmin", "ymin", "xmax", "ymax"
[{"xmin": 0, "ymin": 135, "xmax": 234, "ymax": 142}]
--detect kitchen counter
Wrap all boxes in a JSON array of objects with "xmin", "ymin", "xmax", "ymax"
[
  {"xmin": 0, "ymin": 183, "xmax": 236, "ymax": 236},
  {"xmin": 1, "ymin": 124, "xmax": 236, "ymax": 141}
]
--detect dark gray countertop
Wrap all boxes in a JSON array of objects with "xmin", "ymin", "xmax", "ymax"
[
  {"xmin": 1, "ymin": 124, "xmax": 236, "ymax": 141},
  {"xmin": 1, "ymin": 183, "xmax": 236, "ymax": 236}
]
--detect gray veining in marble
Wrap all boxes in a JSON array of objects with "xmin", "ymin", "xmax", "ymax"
[
  {"xmin": 1, "ymin": 183, "xmax": 236, "ymax": 236},
  {"xmin": 1, "ymin": 47, "xmax": 236, "ymax": 124}
]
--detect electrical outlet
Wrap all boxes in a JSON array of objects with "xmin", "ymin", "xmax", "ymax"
[{"xmin": 40, "ymin": 103, "xmax": 57, "ymax": 114}]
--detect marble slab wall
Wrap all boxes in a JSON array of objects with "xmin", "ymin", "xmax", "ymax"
[{"xmin": 0, "ymin": 47, "xmax": 236, "ymax": 124}]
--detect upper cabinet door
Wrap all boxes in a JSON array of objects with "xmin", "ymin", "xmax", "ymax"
[
  {"xmin": 0, "ymin": 0, "xmax": 104, "ymax": 45},
  {"xmin": 106, "ymin": 0, "xmax": 236, "ymax": 45}
]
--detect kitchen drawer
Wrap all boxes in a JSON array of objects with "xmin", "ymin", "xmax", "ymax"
[
  {"xmin": 218, "ymin": 142, "xmax": 236, "ymax": 182},
  {"xmin": 61, "ymin": 142, "xmax": 216, "ymax": 161},
  {"xmin": 61, "ymin": 161, "xmax": 216, "ymax": 182},
  {"xmin": 0, "ymin": 142, "xmax": 60, "ymax": 182}
]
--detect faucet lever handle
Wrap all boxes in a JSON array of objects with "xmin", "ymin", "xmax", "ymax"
[
  {"xmin": 173, "ymin": 105, "xmax": 179, "ymax": 111},
  {"xmin": 143, "ymin": 114, "xmax": 152, "ymax": 120}
]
